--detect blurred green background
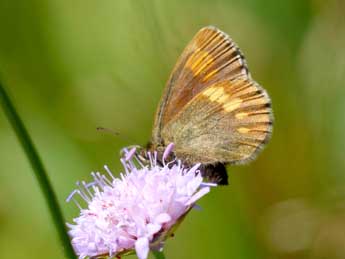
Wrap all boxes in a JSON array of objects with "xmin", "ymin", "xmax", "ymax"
[{"xmin": 1, "ymin": 0, "xmax": 345, "ymax": 258}]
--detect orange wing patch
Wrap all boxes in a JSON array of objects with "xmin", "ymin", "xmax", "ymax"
[
  {"xmin": 185, "ymin": 49, "xmax": 215, "ymax": 77},
  {"xmin": 235, "ymin": 112, "xmax": 248, "ymax": 119},
  {"xmin": 201, "ymin": 84, "xmax": 243, "ymax": 112},
  {"xmin": 223, "ymin": 98, "xmax": 243, "ymax": 112}
]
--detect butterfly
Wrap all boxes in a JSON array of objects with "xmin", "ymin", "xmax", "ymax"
[{"xmin": 145, "ymin": 26, "xmax": 273, "ymax": 185}]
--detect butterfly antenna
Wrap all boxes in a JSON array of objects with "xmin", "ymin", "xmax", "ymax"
[
  {"xmin": 96, "ymin": 127, "xmax": 137, "ymax": 145},
  {"xmin": 96, "ymin": 127, "xmax": 120, "ymax": 136}
]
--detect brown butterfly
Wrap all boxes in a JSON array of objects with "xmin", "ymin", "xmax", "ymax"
[{"xmin": 145, "ymin": 26, "xmax": 273, "ymax": 185}]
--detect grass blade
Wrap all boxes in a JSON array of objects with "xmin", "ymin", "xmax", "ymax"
[{"xmin": 0, "ymin": 81, "xmax": 76, "ymax": 259}]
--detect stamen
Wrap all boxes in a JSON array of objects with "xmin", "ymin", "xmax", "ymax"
[
  {"xmin": 156, "ymin": 151, "xmax": 160, "ymax": 167},
  {"xmin": 188, "ymin": 163, "xmax": 201, "ymax": 174},
  {"xmin": 72, "ymin": 197, "xmax": 82, "ymax": 210},
  {"xmin": 76, "ymin": 189, "xmax": 90, "ymax": 203},
  {"xmin": 200, "ymin": 182, "xmax": 218, "ymax": 187},
  {"xmin": 133, "ymin": 154, "xmax": 145, "ymax": 168},
  {"xmin": 66, "ymin": 189, "xmax": 78, "ymax": 202},
  {"xmin": 76, "ymin": 182, "xmax": 91, "ymax": 202},
  {"xmin": 92, "ymin": 185, "xmax": 100, "ymax": 197},
  {"xmin": 177, "ymin": 160, "xmax": 182, "ymax": 168},
  {"xmin": 102, "ymin": 175, "xmax": 113, "ymax": 186},
  {"xmin": 96, "ymin": 172, "xmax": 107, "ymax": 186},
  {"xmin": 85, "ymin": 182, "xmax": 96, "ymax": 188},
  {"xmin": 104, "ymin": 165, "xmax": 116, "ymax": 180},
  {"xmin": 125, "ymin": 147, "xmax": 137, "ymax": 161},
  {"xmin": 91, "ymin": 172, "xmax": 105, "ymax": 190},
  {"xmin": 127, "ymin": 157, "xmax": 137, "ymax": 170},
  {"xmin": 163, "ymin": 143, "xmax": 175, "ymax": 162},
  {"xmin": 82, "ymin": 181, "xmax": 94, "ymax": 198},
  {"xmin": 147, "ymin": 152, "xmax": 153, "ymax": 167},
  {"xmin": 166, "ymin": 157, "xmax": 177, "ymax": 168},
  {"xmin": 120, "ymin": 147, "xmax": 129, "ymax": 157},
  {"xmin": 176, "ymin": 160, "xmax": 183, "ymax": 174},
  {"xmin": 120, "ymin": 158, "xmax": 129, "ymax": 174}
]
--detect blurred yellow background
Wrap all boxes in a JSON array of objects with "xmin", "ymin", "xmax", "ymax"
[{"xmin": 1, "ymin": 0, "xmax": 345, "ymax": 258}]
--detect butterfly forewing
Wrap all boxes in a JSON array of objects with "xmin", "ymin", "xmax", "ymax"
[
  {"xmin": 152, "ymin": 26, "xmax": 250, "ymax": 145},
  {"xmin": 152, "ymin": 25, "xmax": 273, "ymax": 167}
]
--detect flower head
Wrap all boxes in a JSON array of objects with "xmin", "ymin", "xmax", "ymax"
[{"xmin": 67, "ymin": 143, "xmax": 214, "ymax": 259}]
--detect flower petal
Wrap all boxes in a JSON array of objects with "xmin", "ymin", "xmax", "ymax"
[
  {"xmin": 186, "ymin": 187, "xmax": 210, "ymax": 206},
  {"xmin": 147, "ymin": 223, "xmax": 162, "ymax": 236},
  {"xmin": 135, "ymin": 237, "xmax": 150, "ymax": 259},
  {"xmin": 155, "ymin": 213, "xmax": 171, "ymax": 224}
]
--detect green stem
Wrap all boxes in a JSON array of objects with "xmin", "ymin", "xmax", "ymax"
[
  {"xmin": 0, "ymin": 81, "xmax": 76, "ymax": 259},
  {"xmin": 152, "ymin": 250, "xmax": 166, "ymax": 259}
]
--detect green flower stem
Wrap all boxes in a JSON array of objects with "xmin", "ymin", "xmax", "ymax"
[
  {"xmin": 152, "ymin": 251, "xmax": 166, "ymax": 259},
  {"xmin": 0, "ymin": 81, "xmax": 76, "ymax": 259}
]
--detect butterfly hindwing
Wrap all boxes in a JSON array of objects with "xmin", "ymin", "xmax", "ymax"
[{"xmin": 161, "ymin": 77, "xmax": 273, "ymax": 165}]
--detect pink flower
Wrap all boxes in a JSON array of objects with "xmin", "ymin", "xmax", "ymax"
[{"xmin": 66, "ymin": 144, "xmax": 214, "ymax": 259}]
